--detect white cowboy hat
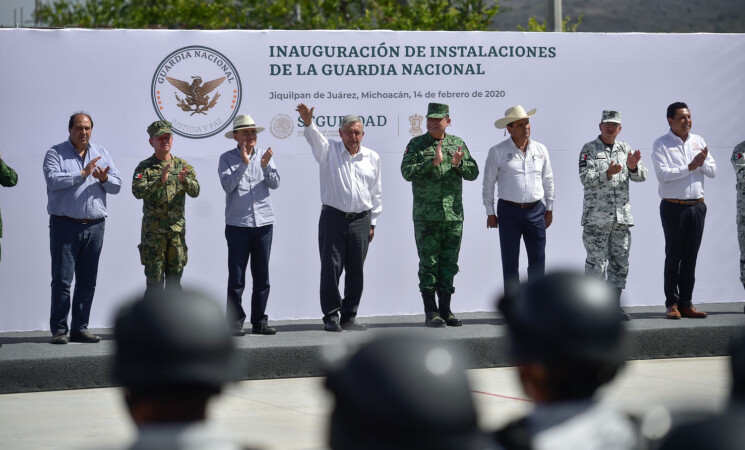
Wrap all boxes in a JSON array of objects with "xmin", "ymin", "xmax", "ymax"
[
  {"xmin": 494, "ymin": 105, "xmax": 537, "ymax": 129},
  {"xmin": 225, "ymin": 114, "xmax": 265, "ymax": 138}
]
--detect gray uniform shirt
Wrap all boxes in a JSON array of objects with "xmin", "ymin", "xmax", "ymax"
[{"xmin": 579, "ymin": 137, "xmax": 647, "ymax": 226}]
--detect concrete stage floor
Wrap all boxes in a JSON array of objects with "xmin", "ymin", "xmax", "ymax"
[{"xmin": 1, "ymin": 302, "xmax": 744, "ymax": 394}]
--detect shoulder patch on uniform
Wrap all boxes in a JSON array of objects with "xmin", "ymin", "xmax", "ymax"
[
  {"xmin": 135, "ymin": 173, "xmax": 142, "ymax": 179},
  {"xmin": 734, "ymin": 153, "xmax": 742, "ymax": 161}
]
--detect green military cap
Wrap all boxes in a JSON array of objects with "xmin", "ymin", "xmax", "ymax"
[
  {"xmin": 601, "ymin": 110, "xmax": 622, "ymax": 124},
  {"xmin": 426, "ymin": 103, "xmax": 450, "ymax": 119},
  {"xmin": 147, "ymin": 120, "xmax": 173, "ymax": 137}
]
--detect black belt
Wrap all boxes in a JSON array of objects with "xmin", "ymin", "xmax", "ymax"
[
  {"xmin": 323, "ymin": 205, "xmax": 370, "ymax": 220},
  {"xmin": 663, "ymin": 198, "xmax": 704, "ymax": 206},
  {"xmin": 500, "ymin": 199, "xmax": 541, "ymax": 209},
  {"xmin": 54, "ymin": 215, "xmax": 105, "ymax": 225}
]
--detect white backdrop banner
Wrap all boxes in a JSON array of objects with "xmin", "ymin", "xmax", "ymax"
[{"xmin": 0, "ymin": 29, "xmax": 744, "ymax": 332}]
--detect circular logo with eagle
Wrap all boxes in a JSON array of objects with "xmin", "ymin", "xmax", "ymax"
[{"xmin": 151, "ymin": 46, "xmax": 242, "ymax": 139}]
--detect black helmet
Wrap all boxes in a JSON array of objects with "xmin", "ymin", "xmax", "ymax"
[
  {"xmin": 325, "ymin": 334, "xmax": 490, "ymax": 450},
  {"xmin": 498, "ymin": 271, "xmax": 625, "ymax": 368},
  {"xmin": 112, "ymin": 290, "xmax": 239, "ymax": 391},
  {"xmin": 731, "ymin": 330, "xmax": 745, "ymax": 403}
]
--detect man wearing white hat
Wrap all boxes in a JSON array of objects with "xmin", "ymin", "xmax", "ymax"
[
  {"xmin": 482, "ymin": 105, "xmax": 554, "ymax": 295},
  {"xmin": 218, "ymin": 115, "xmax": 280, "ymax": 336}
]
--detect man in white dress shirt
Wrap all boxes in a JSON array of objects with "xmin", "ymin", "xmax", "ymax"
[
  {"xmin": 482, "ymin": 105, "xmax": 555, "ymax": 295},
  {"xmin": 296, "ymin": 103, "xmax": 383, "ymax": 332},
  {"xmin": 652, "ymin": 102, "xmax": 716, "ymax": 320}
]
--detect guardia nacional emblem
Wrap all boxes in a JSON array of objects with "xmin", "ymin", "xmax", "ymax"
[{"xmin": 151, "ymin": 46, "xmax": 242, "ymax": 139}]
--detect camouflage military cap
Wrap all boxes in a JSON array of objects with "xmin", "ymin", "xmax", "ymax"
[
  {"xmin": 426, "ymin": 103, "xmax": 450, "ymax": 119},
  {"xmin": 147, "ymin": 120, "xmax": 173, "ymax": 137},
  {"xmin": 601, "ymin": 110, "xmax": 622, "ymax": 124}
]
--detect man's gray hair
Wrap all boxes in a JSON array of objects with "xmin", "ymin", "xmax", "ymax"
[{"xmin": 340, "ymin": 115, "xmax": 364, "ymax": 132}]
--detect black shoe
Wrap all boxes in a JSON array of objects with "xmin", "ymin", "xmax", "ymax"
[
  {"xmin": 51, "ymin": 332, "xmax": 68, "ymax": 345},
  {"xmin": 620, "ymin": 308, "xmax": 632, "ymax": 321},
  {"xmin": 69, "ymin": 331, "xmax": 101, "ymax": 343},
  {"xmin": 442, "ymin": 313, "xmax": 463, "ymax": 327},
  {"xmin": 252, "ymin": 324, "xmax": 277, "ymax": 335},
  {"xmin": 424, "ymin": 312, "xmax": 446, "ymax": 328},
  {"xmin": 341, "ymin": 317, "xmax": 367, "ymax": 331},
  {"xmin": 231, "ymin": 327, "xmax": 246, "ymax": 336},
  {"xmin": 324, "ymin": 319, "xmax": 342, "ymax": 332}
]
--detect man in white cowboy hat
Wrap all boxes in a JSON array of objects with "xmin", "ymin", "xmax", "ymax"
[
  {"xmin": 296, "ymin": 103, "xmax": 382, "ymax": 332},
  {"xmin": 579, "ymin": 110, "xmax": 647, "ymax": 321},
  {"xmin": 482, "ymin": 105, "xmax": 554, "ymax": 295},
  {"xmin": 218, "ymin": 114, "xmax": 280, "ymax": 336}
]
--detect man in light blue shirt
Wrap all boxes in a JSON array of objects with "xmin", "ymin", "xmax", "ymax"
[
  {"xmin": 218, "ymin": 115, "xmax": 279, "ymax": 336},
  {"xmin": 43, "ymin": 112, "xmax": 121, "ymax": 344}
]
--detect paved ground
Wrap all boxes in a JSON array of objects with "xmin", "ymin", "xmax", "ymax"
[{"xmin": 0, "ymin": 356, "xmax": 730, "ymax": 449}]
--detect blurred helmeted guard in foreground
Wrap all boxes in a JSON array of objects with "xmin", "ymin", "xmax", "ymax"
[
  {"xmin": 657, "ymin": 330, "xmax": 745, "ymax": 449},
  {"xmin": 112, "ymin": 289, "xmax": 251, "ymax": 450},
  {"xmin": 494, "ymin": 272, "xmax": 643, "ymax": 450},
  {"xmin": 325, "ymin": 334, "xmax": 494, "ymax": 450},
  {"xmin": 579, "ymin": 110, "xmax": 647, "ymax": 321}
]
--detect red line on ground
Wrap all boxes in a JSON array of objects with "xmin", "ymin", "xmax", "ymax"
[{"xmin": 471, "ymin": 390, "xmax": 534, "ymax": 403}]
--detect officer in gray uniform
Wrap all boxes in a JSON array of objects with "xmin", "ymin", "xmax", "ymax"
[
  {"xmin": 731, "ymin": 140, "xmax": 745, "ymax": 308},
  {"xmin": 657, "ymin": 331, "xmax": 745, "ymax": 449},
  {"xmin": 579, "ymin": 110, "xmax": 647, "ymax": 321},
  {"xmin": 325, "ymin": 334, "xmax": 493, "ymax": 450},
  {"xmin": 112, "ymin": 290, "xmax": 246, "ymax": 450},
  {"xmin": 494, "ymin": 272, "xmax": 644, "ymax": 450}
]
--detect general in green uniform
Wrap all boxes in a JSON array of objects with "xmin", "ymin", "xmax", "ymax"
[
  {"xmin": 0, "ymin": 153, "xmax": 18, "ymax": 264},
  {"xmin": 132, "ymin": 121, "xmax": 200, "ymax": 297},
  {"xmin": 401, "ymin": 103, "xmax": 479, "ymax": 327}
]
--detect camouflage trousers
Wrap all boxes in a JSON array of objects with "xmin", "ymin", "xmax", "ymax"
[
  {"xmin": 582, "ymin": 223, "xmax": 631, "ymax": 289},
  {"xmin": 138, "ymin": 231, "xmax": 188, "ymax": 283},
  {"xmin": 739, "ymin": 220, "xmax": 745, "ymax": 284},
  {"xmin": 414, "ymin": 220, "xmax": 463, "ymax": 294}
]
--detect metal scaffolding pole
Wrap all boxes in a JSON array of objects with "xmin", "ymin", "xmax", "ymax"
[{"xmin": 548, "ymin": 0, "xmax": 562, "ymax": 32}]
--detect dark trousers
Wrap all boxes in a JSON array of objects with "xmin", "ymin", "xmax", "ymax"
[
  {"xmin": 318, "ymin": 206, "xmax": 370, "ymax": 322},
  {"xmin": 660, "ymin": 200, "xmax": 706, "ymax": 307},
  {"xmin": 497, "ymin": 200, "xmax": 546, "ymax": 294},
  {"xmin": 225, "ymin": 224, "xmax": 273, "ymax": 328},
  {"xmin": 49, "ymin": 216, "xmax": 105, "ymax": 335}
]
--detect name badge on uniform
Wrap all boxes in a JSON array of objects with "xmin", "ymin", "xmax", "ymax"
[{"xmin": 595, "ymin": 153, "xmax": 607, "ymax": 159}]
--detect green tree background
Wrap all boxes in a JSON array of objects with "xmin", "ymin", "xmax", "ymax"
[{"xmin": 38, "ymin": 0, "xmax": 504, "ymax": 31}]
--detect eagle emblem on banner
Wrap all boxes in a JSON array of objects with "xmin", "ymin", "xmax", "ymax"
[{"xmin": 166, "ymin": 75, "xmax": 226, "ymax": 115}]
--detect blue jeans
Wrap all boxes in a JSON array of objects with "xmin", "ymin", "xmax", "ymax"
[
  {"xmin": 225, "ymin": 224, "xmax": 273, "ymax": 328},
  {"xmin": 49, "ymin": 216, "xmax": 105, "ymax": 335}
]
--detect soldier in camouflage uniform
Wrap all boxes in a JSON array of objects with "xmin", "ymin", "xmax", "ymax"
[
  {"xmin": 401, "ymin": 103, "xmax": 479, "ymax": 327},
  {"xmin": 732, "ymin": 140, "xmax": 745, "ymax": 305},
  {"xmin": 579, "ymin": 110, "xmax": 646, "ymax": 321},
  {"xmin": 0, "ymin": 147, "xmax": 18, "ymax": 265},
  {"xmin": 132, "ymin": 121, "xmax": 200, "ymax": 298}
]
